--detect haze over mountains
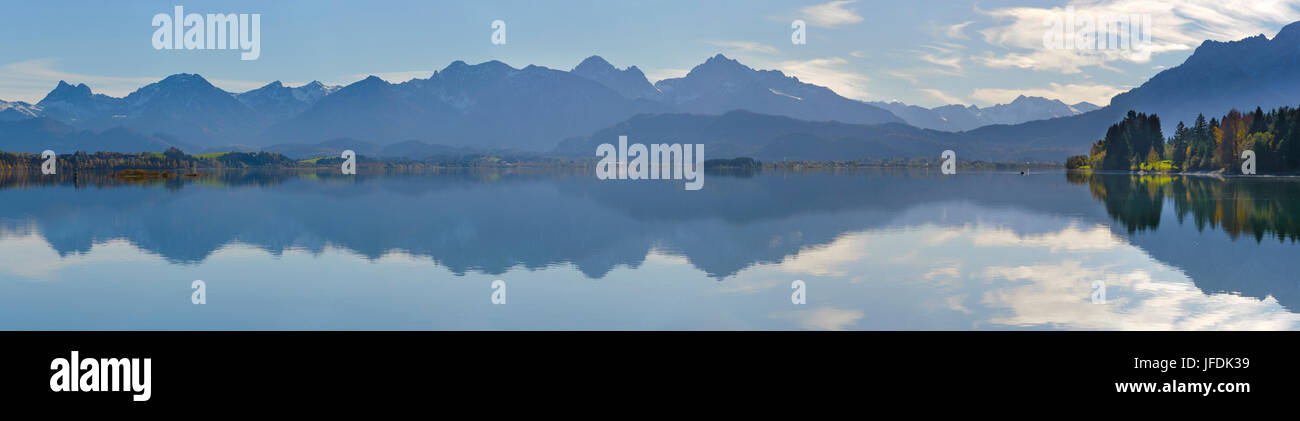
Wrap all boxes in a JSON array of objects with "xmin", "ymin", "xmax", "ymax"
[
  {"xmin": 5, "ymin": 21, "xmax": 1300, "ymax": 162},
  {"xmin": 870, "ymin": 96, "xmax": 1099, "ymax": 132}
]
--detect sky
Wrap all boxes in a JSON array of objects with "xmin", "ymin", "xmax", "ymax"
[{"xmin": 2, "ymin": 0, "xmax": 1300, "ymax": 107}]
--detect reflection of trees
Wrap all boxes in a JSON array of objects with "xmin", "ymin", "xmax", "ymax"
[
  {"xmin": 1080, "ymin": 172, "xmax": 1300, "ymax": 242},
  {"xmin": 1084, "ymin": 173, "xmax": 1166, "ymax": 234}
]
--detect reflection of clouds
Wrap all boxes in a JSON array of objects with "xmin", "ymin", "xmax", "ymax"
[
  {"xmin": 973, "ymin": 223, "xmax": 1122, "ymax": 252},
  {"xmin": 925, "ymin": 227, "xmax": 965, "ymax": 246},
  {"xmin": 774, "ymin": 233, "xmax": 868, "ymax": 277},
  {"xmin": 713, "ymin": 279, "xmax": 779, "ymax": 294},
  {"xmin": 0, "ymin": 234, "xmax": 161, "ymax": 280},
  {"xmin": 760, "ymin": 219, "xmax": 1300, "ymax": 331},
  {"xmin": 923, "ymin": 264, "xmax": 960, "ymax": 280},
  {"xmin": 981, "ymin": 261, "xmax": 1300, "ymax": 330},
  {"xmin": 770, "ymin": 307, "xmax": 864, "ymax": 331},
  {"xmin": 945, "ymin": 294, "xmax": 972, "ymax": 314}
]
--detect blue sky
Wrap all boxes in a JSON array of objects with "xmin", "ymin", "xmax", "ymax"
[{"xmin": 2, "ymin": 0, "xmax": 1299, "ymax": 107}]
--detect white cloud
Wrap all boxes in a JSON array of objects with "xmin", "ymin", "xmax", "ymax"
[
  {"xmin": 770, "ymin": 307, "xmax": 865, "ymax": 330},
  {"xmin": 980, "ymin": 260, "xmax": 1300, "ymax": 330},
  {"xmin": 886, "ymin": 70, "xmax": 919, "ymax": 85},
  {"xmin": 0, "ymin": 234, "xmax": 162, "ymax": 281},
  {"xmin": 0, "ymin": 59, "xmax": 157, "ymax": 102},
  {"xmin": 0, "ymin": 58, "xmax": 274, "ymax": 102},
  {"xmin": 919, "ymin": 88, "xmax": 965, "ymax": 105},
  {"xmin": 970, "ymin": 82, "xmax": 1126, "ymax": 106},
  {"xmin": 976, "ymin": 0, "xmax": 1300, "ymax": 73},
  {"xmin": 946, "ymin": 21, "xmax": 974, "ymax": 39},
  {"xmin": 706, "ymin": 40, "xmax": 778, "ymax": 54},
  {"xmin": 912, "ymin": 43, "xmax": 966, "ymax": 75},
  {"xmin": 775, "ymin": 57, "xmax": 872, "ymax": 100},
  {"xmin": 799, "ymin": 0, "xmax": 865, "ymax": 28},
  {"xmin": 972, "ymin": 223, "xmax": 1124, "ymax": 252},
  {"xmin": 775, "ymin": 232, "xmax": 869, "ymax": 277},
  {"xmin": 923, "ymin": 264, "xmax": 961, "ymax": 280},
  {"xmin": 920, "ymin": 53, "xmax": 963, "ymax": 73}
]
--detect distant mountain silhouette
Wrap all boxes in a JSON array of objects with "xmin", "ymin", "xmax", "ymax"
[
  {"xmin": 35, "ymin": 81, "xmax": 123, "ymax": 124},
  {"xmin": 236, "ymin": 80, "xmax": 339, "ymax": 121},
  {"xmin": 0, "ymin": 117, "xmax": 187, "ymax": 153},
  {"xmin": 262, "ymin": 137, "xmax": 493, "ymax": 160},
  {"xmin": 0, "ymin": 99, "xmax": 40, "ymax": 121},
  {"xmin": 963, "ymin": 22, "xmax": 1300, "ymax": 155},
  {"xmin": 266, "ymin": 60, "xmax": 668, "ymax": 150},
  {"xmin": 1110, "ymin": 21, "xmax": 1300, "ymax": 132},
  {"xmin": 34, "ymin": 75, "xmax": 267, "ymax": 147},
  {"xmin": 10, "ymin": 23, "xmax": 1300, "ymax": 161},
  {"xmin": 870, "ymin": 96, "xmax": 1098, "ymax": 132},
  {"xmin": 571, "ymin": 55, "xmax": 661, "ymax": 100},
  {"xmin": 553, "ymin": 110, "xmax": 989, "ymax": 160},
  {"xmin": 121, "ymin": 74, "xmax": 269, "ymax": 146},
  {"xmin": 654, "ymin": 54, "xmax": 901, "ymax": 126},
  {"xmin": 554, "ymin": 109, "xmax": 1093, "ymax": 161}
]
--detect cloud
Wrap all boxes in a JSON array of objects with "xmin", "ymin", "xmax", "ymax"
[
  {"xmin": 920, "ymin": 53, "xmax": 963, "ymax": 73},
  {"xmin": 799, "ymin": 0, "xmax": 865, "ymax": 28},
  {"xmin": 774, "ymin": 57, "xmax": 872, "ymax": 100},
  {"xmin": 926, "ymin": 227, "xmax": 966, "ymax": 245},
  {"xmin": 0, "ymin": 59, "xmax": 157, "ymax": 102},
  {"xmin": 976, "ymin": 0, "xmax": 1300, "ymax": 73},
  {"xmin": 919, "ymin": 88, "xmax": 965, "ymax": 105},
  {"xmin": 0, "ymin": 233, "xmax": 163, "ymax": 281},
  {"xmin": 0, "ymin": 58, "xmax": 272, "ymax": 102},
  {"xmin": 770, "ymin": 307, "xmax": 865, "ymax": 330},
  {"xmin": 946, "ymin": 21, "xmax": 974, "ymax": 39},
  {"xmin": 775, "ymin": 232, "xmax": 869, "ymax": 277},
  {"xmin": 912, "ymin": 43, "xmax": 965, "ymax": 75},
  {"xmin": 980, "ymin": 260, "xmax": 1300, "ymax": 330},
  {"xmin": 706, "ymin": 40, "xmax": 778, "ymax": 54},
  {"xmin": 712, "ymin": 279, "xmax": 780, "ymax": 294},
  {"xmin": 972, "ymin": 223, "xmax": 1124, "ymax": 252},
  {"xmin": 886, "ymin": 70, "xmax": 919, "ymax": 85},
  {"xmin": 970, "ymin": 82, "xmax": 1126, "ymax": 106}
]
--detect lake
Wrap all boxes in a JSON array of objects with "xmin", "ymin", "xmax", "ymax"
[{"xmin": 1, "ymin": 168, "xmax": 1298, "ymax": 330}]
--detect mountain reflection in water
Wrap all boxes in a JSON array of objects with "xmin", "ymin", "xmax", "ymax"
[{"xmin": 0, "ymin": 169, "xmax": 1297, "ymax": 330}]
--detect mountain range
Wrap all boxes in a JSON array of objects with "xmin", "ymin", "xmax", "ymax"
[
  {"xmin": 960, "ymin": 20, "xmax": 1300, "ymax": 155},
  {"xmin": 0, "ymin": 53, "xmax": 907, "ymax": 154},
  {"xmin": 5, "ymin": 20, "xmax": 1300, "ymax": 162},
  {"xmin": 0, "ymin": 99, "xmax": 41, "ymax": 122},
  {"xmin": 869, "ymin": 96, "xmax": 1099, "ymax": 132}
]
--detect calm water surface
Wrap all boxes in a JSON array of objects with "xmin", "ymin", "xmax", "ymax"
[{"xmin": 1, "ymin": 169, "xmax": 1298, "ymax": 330}]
